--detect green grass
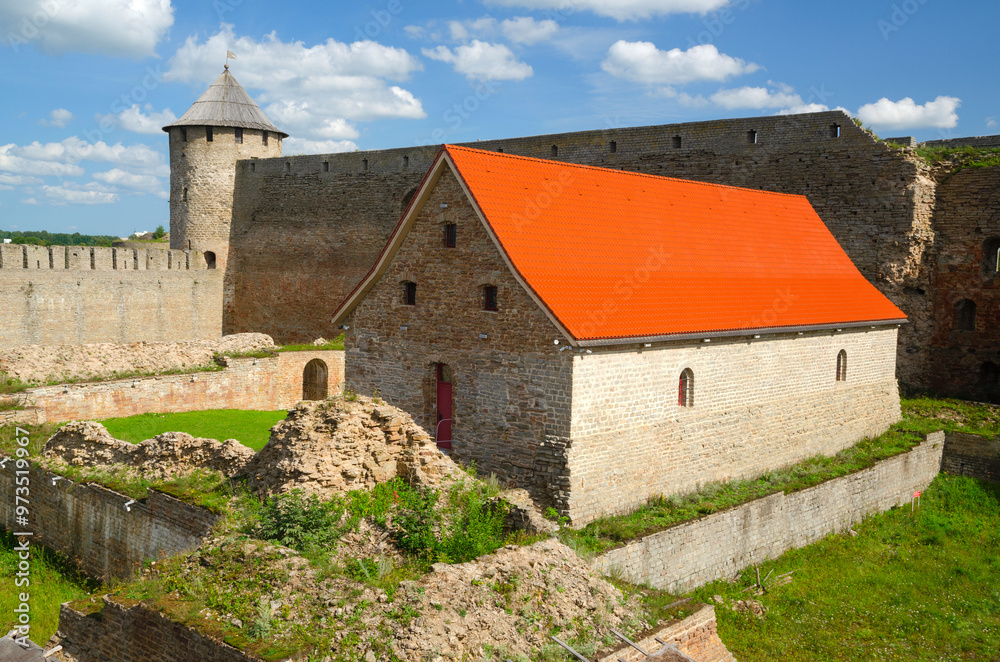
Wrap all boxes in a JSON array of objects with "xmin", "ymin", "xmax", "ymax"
[
  {"xmin": 559, "ymin": 427, "xmax": 925, "ymax": 556},
  {"xmin": 691, "ymin": 474, "xmax": 1000, "ymax": 661},
  {"xmin": 277, "ymin": 334, "xmax": 345, "ymax": 353},
  {"xmin": 913, "ymin": 145, "xmax": 1000, "ymax": 171},
  {"xmin": 100, "ymin": 409, "xmax": 288, "ymax": 452},
  {"xmin": 0, "ymin": 371, "xmax": 29, "ymax": 395},
  {"xmin": 0, "ymin": 530, "xmax": 100, "ymax": 644},
  {"xmin": 899, "ymin": 396, "xmax": 1000, "ymax": 438}
]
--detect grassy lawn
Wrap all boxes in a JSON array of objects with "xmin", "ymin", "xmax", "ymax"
[
  {"xmin": 100, "ymin": 409, "xmax": 288, "ymax": 452},
  {"xmin": 690, "ymin": 474, "xmax": 1000, "ymax": 661},
  {"xmin": 0, "ymin": 530, "xmax": 99, "ymax": 645}
]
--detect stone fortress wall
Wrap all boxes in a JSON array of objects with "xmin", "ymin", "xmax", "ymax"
[
  {"xmin": 0, "ymin": 243, "xmax": 222, "ymax": 349},
  {"xmin": 225, "ymin": 110, "xmax": 948, "ymax": 390}
]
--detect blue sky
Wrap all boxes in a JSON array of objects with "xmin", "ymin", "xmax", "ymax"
[{"xmin": 0, "ymin": 0, "xmax": 996, "ymax": 237}]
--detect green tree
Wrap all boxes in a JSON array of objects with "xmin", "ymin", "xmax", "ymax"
[{"xmin": 153, "ymin": 225, "xmax": 166, "ymax": 240}]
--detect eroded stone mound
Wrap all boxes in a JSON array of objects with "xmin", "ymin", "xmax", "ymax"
[
  {"xmin": 42, "ymin": 421, "xmax": 255, "ymax": 480},
  {"xmin": 391, "ymin": 539, "xmax": 644, "ymax": 660},
  {"xmin": 0, "ymin": 333, "xmax": 277, "ymax": 385},
  {"xmin": 245, "ymin": 396, "xmax": 465, "ymax": 498}
]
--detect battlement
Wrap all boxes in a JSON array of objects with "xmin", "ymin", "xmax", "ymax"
[
  {"xmin": 237, "ymin": 110, "xmax": 874, "ymax": 177},
  {"xmin": 0, "ymin": 244, "xmax": 213, "ymax": 271}
]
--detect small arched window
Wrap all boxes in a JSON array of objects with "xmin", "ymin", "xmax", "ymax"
[
  {"xmin": 204, "ymin": 251, "xmax": 216, "ymax": 270},
  {"xmin": 836, "ymin": 350, "xmax": 848, "ymax": 382},
  {"xmin": 955, "ymin": 299, "xmax": 977, "ymax": 332},
  {"xmin": 984, "ymin": 238, "xmax": 1000, "ymax": 278},
  {"xmin": 483, "ymin": 285, "xmax": 498, "ymax": 311},
  {"xmin": 403, "ymin": 281, "xmax": 416, "ymax": 306},
  {"xmin": 678, "ymin": 369, "xmax": 694, "ymax": 407}
]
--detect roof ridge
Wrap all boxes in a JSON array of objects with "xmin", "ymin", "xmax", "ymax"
[{"xmin": 443, "ymin": 144, "xmax": 808, "ymax": 201}]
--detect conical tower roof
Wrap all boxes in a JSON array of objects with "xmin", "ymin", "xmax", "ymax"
[{"xmin": 163, "ymin": 67, "xmax": 287, "ymax": 137}]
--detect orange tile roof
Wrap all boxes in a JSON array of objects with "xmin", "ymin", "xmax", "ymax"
[{"xmin": 442, "ymin": 144, "xmax": 906, "ymax": 342}]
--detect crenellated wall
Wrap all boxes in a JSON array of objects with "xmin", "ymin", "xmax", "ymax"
[{"xmin": 0, "ymin": 244, "xmax": 222, "ymax": 349}]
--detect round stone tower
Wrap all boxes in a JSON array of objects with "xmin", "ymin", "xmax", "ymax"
[{"xmin": 162, "ymin": 66, "xmax": 286, "ymax": 270}]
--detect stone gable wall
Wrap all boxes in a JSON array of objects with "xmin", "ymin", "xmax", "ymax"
[
  {"xmin": 0, "ymin": 465, "xmax": 219, "ymax": 580},
  {"xmin": 0, "ymin": 244, "xmax": 222, "ymax": 349},
  {"xmin": 225, "ymin": 112, "xmax": 935, "ymax": 388},
  {"xmin": 566, "ymin": 327, "xmax": 902, "ymax": 523},
  {"xmin": 344, "ymin": 168, "xmax": 573, "ymax": 503},
  {"xmin": 591, "ymin": 433, "xmax": 944, "ymax": 593}
]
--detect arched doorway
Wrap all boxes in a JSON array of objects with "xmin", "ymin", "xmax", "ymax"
[
  {"xmin": 302, "ymin": 359, "xmax": 328, "ymax": 401},
  {"xmin": 436, "ymin": 363, "xmax": 453, "ymax": 449}
]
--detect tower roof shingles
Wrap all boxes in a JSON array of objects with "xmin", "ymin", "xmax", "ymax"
[{"xmin": 162, "ymin": 68, "xmax": 287, "ymax": 136}]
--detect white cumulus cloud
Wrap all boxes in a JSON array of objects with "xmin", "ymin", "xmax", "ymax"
[
  {"xmin": 423, "ymin": 40, "xmax": 533, "ymax": 81},
  {"xmin": 41, "ymin": 185, "xmax": 118, "ymax": 205},
  {"xmin": 0, "ymin": 144, "xmax": 84, "ymax": 176},
  {"xmin": 502, "ymin": 17, "xmax": 559, "ymax": 44},
  {"xmin": 0, "ymin": 0, "xmax": 174, "ymax": 57},
  {"xmin": 92, "ymin": 169, "xmax": 167, "ymax": 199},
  {"xmin": 283, "ymin": 138, "xmax": 360, "ymax": 155},
  {"xmin": 709, "ymin": 86, "xmax": 804, "ymax": 110},
  {"xmin": 0, "ymin": 174, "xmax": 44, "ymax": 187},
  {"xmin": 11, "ymin": 137, "xmax": 167, "ymax": 176},
  {"xmin": 40, "ymin": 108, "xmax": 73, "ymax": 128},
  {"xmin": 856, "ymin": 96, "xmax": 961, "ymax": 130},
  {"xmin": 602, "ymin": 42, "xmax": 758, "ymax": 86},
  {"xmin": 486, "ymin": 0, "xmax": 731, "ymax": 20},
  {"xmin": 96, "ymin": 105, "xmax": 178, "ymax": 135},
  {"xmin": 165, "ymin": 24, "xmax": 425, "ymax": 142}
]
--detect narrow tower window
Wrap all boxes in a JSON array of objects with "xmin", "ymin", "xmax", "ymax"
[
  {"xmin": 831, "ymin": 124, "xmax": 841, "ymax": 138},
  {"xmin": 483, "ymin": 285, "xmax": 498, "ymax": 312},
  {"xmin": 444, "ymin": 223, "xmax": 457, "ymax": 248},
  {"xmin": 748, "ymin": 129, "xmax": 758, "ymax": 145},
  {"xmin": 206, "ymin": 126, "xmax": 213, "ymax": 142},
  {"xmin": 235, "ymin": 127, "xmax": 243, "ymax": 144},
  {"xmin": 403, "ymin": 281, "xmax": 417, "ymax": 306},
  {"xmin": 955, "ymin": 299, "xmax": 977, "ymax": 332},
  {"xmin": 673, "ymin": 136, "xmax": 682, "ymax": 148},
  {"xmin": 551, "ymin": 145, "xmax": 558, "ymax": 157},
  {"xmin": 180, "ymin": 127, "xmax": 187, "ymax": 142},
  {"xmin": 610, "ymin": 140, "xmax": 617, "ymax": 153},
  {"xmin": 363, "ymin": 158, "xmax": 369, "ymax": 171},
  {"xmin": 403, "ymin": 155, "xmax": 410, "ymax": 168},
  {"xmin": 262, "ymin": 131, "xmax": 269, "ymax": 146},
  {"xmin": 323, "ymin": 161, "xmax": 330, "ymax": 173},
  {"xmin": 678, "ymin": 369, "xmax": 694, "ymax": 407},
  {"xmin": 836, "ymin": 350, "xmax": 848, "ymax": 382},
  {"xmin": 182, "ymin": 187, "xmax": 188, "ymax": 202}
]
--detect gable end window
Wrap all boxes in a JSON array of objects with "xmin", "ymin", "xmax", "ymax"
[
  {"xmin": 403, "ymin": 281, "xmax": 417, "ymax": 306},
  {"xmin": 678, "ymin": 369, "xmax": 694, "ymax": 407},
  {"xmin": 836, "ymin": 350, "xmax": 848, "ymax": 382},
  {"xmin": 444, "ymin": 223, "xmax": 457, "ymax": 248},
  {"xmin": 483, "ymin": 285, "xmax": 498, "ymax": 312}
]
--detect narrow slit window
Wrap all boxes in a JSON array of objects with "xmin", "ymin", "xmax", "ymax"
[
  {"xmin": 363, "ymin": 158, "xmax": 369, "ymax": 171},
  {"xmin": 672, "ymin": 136, "xmax": 682, "ymax": 149},
  {"xmin": 180, "ymin": 127, "xmax": 187, "ymax": 142},
  {"xmin": 551, "ymin": 145, "xmax": 558, "ymax": 157},
  {"xmin": 444, "ymin": 223, "xmax": 457, "ymax": 248},
  {"xmin": 831, "ymin": 124, "xmax": 841, "ymax": 138},
  {"xmin": 748, "ymin": 129, "xmax": 758, "ymax": 145},
  {"xmin": 323, "ymin": 161, "xmax": 330, "ymax": 173},
  {"xmin": 610, "ymin": 140, "xmax": 617, "ymax": 153},
  {"xmin": 678, "ymin": 369, "xmax": 694, "ymax": 407},
  {"xmin": 403, "ymin": 155, "xmax": 410, "ymax": 168},
  {"xmin": 403, "ymin": 281, "xmax": 417, "ymax": 306},
  {"xmin": 484, "ymin": 285, "xmax": 498, "ymax": 312},
  {"xmin": 206, "ymin": 126, "xmax": 213, "ymax": 142},
  {"xmin": 836, "ymin": 350, "xmax": 848, "ymax": 382},
  {"xmin": 262, "ymin": 131, "xmax": 269, "ymax": 146},
  {"xmin": 235, "ymin": 127, "xmax": 243, "ymax": 144},
  {"xmin": 182, "ymin": 187, "xmax": 188, "ymax": 202}
]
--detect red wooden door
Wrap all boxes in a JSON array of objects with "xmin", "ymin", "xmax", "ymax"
[{"xmin": 436, "ymin": 365, "xmax": 453, "ymax": 449}]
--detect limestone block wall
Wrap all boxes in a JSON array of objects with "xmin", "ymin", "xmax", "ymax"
[
  {"xmin": 566, "ymin": 326, "xmax": 902, "ymax": 523},
  {"xmin": 926, "ymin": 165, "xmax": 1000, "ymax": 402},
  {"xmin": 344, "ymin": 169, "xmax": 573, "ymax": 502},
  {"xmin": 591, "ymin": 433, "xmax": 944, "ymax": 593},
  {"xmin": 0, "ymin": 244, "xmax": 222, "ymax": 349},
  {"xmin": 0, "ymin": 465, "xmax": 219, "ymax": 580},
  {"xmin": 226, "ymin": 111, "xmax": 935, "ymax": 386},
  {"xmin": 58, "ymin": 597, "xmax": 259, "ymax": 662},
  {"xmin": 942, "ymin": 431, "xmax": 1000, "ymax": 483},
  {"xmin": 596, "ymin": 605, "xmax": 734, "ymax": 662},
  {"xmin": 18, "ymin": 350, "xmax": 343, "ymax": 423}
]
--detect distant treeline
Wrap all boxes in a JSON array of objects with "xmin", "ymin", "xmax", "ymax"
[{"xmin": 0, "ymin": 230, "xmax": 118, "ymax": 247}]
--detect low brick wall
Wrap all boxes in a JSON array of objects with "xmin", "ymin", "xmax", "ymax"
[
  {"xmin": 942, "ymin": 431, "xmax": 1000, "ymax": 483},
  {"xmin": 0, "ymin": 465, "xmax": 218, "ymax": 580},
  {"xmin": 58, "ymin": 596, "xmax": 260, "ymax": 662},
  {"xmin": 592, "ymin": 433, "xmax": 944, "ymax": 593},
  {"xmin": 596, "ymin": 605, "xmax": 734, "ymax": 662},
  {"xmin": 19, "ymin": 350, "xmax": 344, "ymax": 424}
]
